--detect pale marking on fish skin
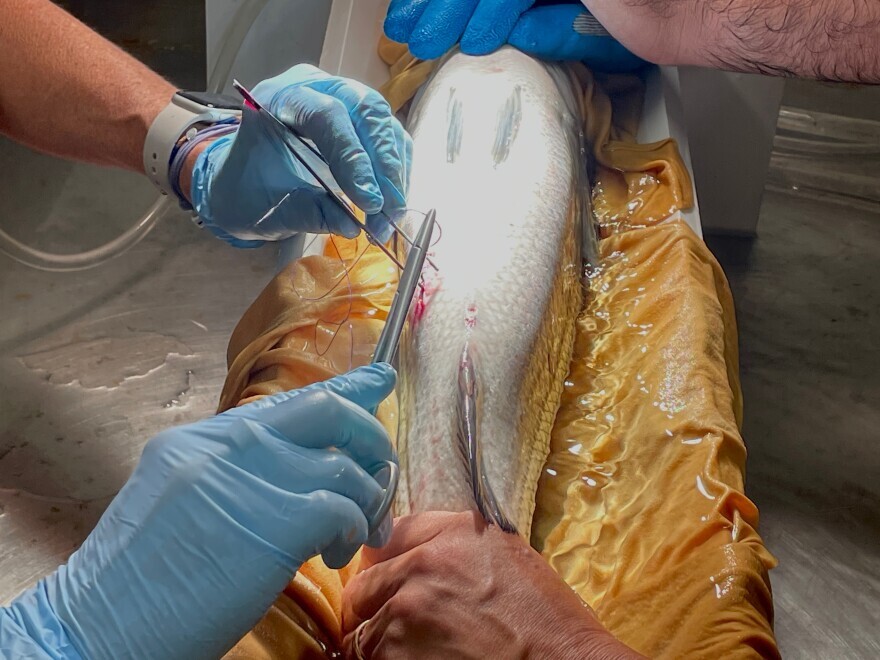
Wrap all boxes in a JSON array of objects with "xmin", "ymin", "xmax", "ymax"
[
  {"xmin": 446, "ymin": 88, "xmax": 463, "ymax": 164},
  {"xmin": 492, "ymin": 85, "xmax": 522, "ymax": 167}
]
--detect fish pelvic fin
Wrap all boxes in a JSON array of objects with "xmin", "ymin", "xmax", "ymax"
[{"xmin": 456, "ymin": 341, "xmax": 518, "ymax": 534}]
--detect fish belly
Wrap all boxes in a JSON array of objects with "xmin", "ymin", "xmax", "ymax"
[{"xmin": 396, "ymin": 47, "xmax": 589, "ymax": 535}]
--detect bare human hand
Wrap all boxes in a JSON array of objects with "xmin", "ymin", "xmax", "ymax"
[{"xmin": 342, "ymin": 511, "xmax": 643, "ymax": 660}]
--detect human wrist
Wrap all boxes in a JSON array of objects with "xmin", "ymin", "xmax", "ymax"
[
  {"xmin": 526, "ymin": 614, "xmax": 642, "ymax": 660},
  {"xmin": 169, "ymin": 121, "xmax": 237, "ymax": 212},
  {"xmin": 144, "ymin": 93, "xmax": 241, "ymax": 202},
  {"xmin": 177, "ymin": 138, "xmax": 213, "ymax": 205},
  {"xmin": 1, "ymin": 578, "xmax": 84, "ymax": 660}
]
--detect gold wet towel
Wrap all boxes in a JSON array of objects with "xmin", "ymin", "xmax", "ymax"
[{"xmin": 532, "ymin": 221, "xmax": 778, "ymax": 658}]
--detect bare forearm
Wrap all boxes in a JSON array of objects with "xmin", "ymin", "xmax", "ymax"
[
  {"xmin": 0, "ymin": 0, "xmax": 175, "ymax": 172},
  {"xmin": 585, "ymin": 0, "xmax": 880, "ymax": 83}
]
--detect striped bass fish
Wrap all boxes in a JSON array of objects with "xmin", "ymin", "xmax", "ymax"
[{"xmin": 395, "ymin": 47, "xmax": 593, "ymax": 535}]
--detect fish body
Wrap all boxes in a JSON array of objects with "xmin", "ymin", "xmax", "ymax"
[{"xmin": 396, "ymin": 48, "xmax": 591, "ymax": 534}]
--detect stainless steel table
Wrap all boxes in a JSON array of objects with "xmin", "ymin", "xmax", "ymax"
[{"xmin": 0, "ymin": 142, "xmax": 274, "ymax": 601}]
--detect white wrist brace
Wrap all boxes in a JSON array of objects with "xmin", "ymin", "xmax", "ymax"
[{"xmin": 143, "ymin": 92, "xmax": 241, "ymax": 198}]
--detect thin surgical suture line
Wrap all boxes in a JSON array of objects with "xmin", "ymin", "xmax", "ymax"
[
  {"xmin": 302, "ymin": 231, "xmax": 321, "ymax": 255},
  {"xmin": 313, "ymin": 229, "xmax": 356, "ymax": 357}
]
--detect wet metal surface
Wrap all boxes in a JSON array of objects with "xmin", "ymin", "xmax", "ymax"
[
  {"xmin": 709, "ymin": 178, "xmax": 880, "ymax": 655},
  {"xmin": 0, "ymin": 183, "xmax": 274, "ymax": 601},
  {"xmin": 0, "ymin": 0, "xmax": 291, "ymax": 604}
]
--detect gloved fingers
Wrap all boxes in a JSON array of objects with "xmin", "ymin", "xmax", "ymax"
[
  {"xmin": 363, "ymin": 213, "xmax": 392, "ymax": 243},
  {"xmin": 247, "ymin": 186, "xmax": 361, "ymax": 240},
  {"xmin": 384, "ymin": 0, "xmax": 432, "ymax": 44},
  {"xmin": 245, "ymin": 383, "xmax": 396, "ymax": 472},
  {"xmin": 251, "ymin": 487, "xmax": 371, "ymax": 569},
  {"xmin": 307, "ymin": 491, "xmax": 372, "ymax": 569},
  {"xmin": 273, "ymin": 86, "xmax": 385, "ymax": 216},
  {"xmin": 460, "ymin": 0, "xmax": 534, "ymax": 56},
  {"xmin": 228, "ymin": 364, "xmax": 396, "ymax": 416},
  {"xmin": 508, "ymin": 4, "xmax": 587, "ymax": 61},
  {"xmin": 203, "ymin": 222, "xmax": 266, "ymax": 248},
  {"xmin": 228, "ymin": 426, "xmax": 387, "ymax": 516},
  {"xmin": 363, "ymin": 121, "xmax": 412, "ymax": 243},
  {"xmin": 306, "ymin": 362, "xmax": 397, "ymax": 413},
  {"xmin": 408, "ymin": 0, "xmax": 480, "ymax": 60},
  {"xmin": 581, "ymin": 37, "xmax": 647, "ymax": 73},
  {"xmin": 309, "ymin": 78, "xmax": 410, "ymax": 226},
  {"xmin": 269, "ymin": 390, "xmax": 395, "ymax": 470}
]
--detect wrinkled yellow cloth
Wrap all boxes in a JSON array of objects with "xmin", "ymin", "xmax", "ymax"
[
  {"xmin": 532, "ymin": 221, "xmax": 778, "ymax": 658},
  {"xmin": 221, "ymin": 41, "xmax": 776, "ymax": 659},
  {"xmin": 221, "ymin": 235, "xmax": 398, "ymax": 657}
]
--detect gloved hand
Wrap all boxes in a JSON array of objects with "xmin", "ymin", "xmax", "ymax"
[
  {"xmin": 510, "ymin": 3, "xmax": 645, "ymax": 72},
  {"xmin": 0, "ymin": 364, "xmax": 397, "ymax": 660},
  {"xmin": 191, "ymin": 65, "xmax": 411, "ymax": 247},
  {"xmin": 385, "ymin": 0, "xmax": 643, "ymax": 72},
  {"xmin": 385, "ymin": 0, "xmax": 537, "ymax": 60}
]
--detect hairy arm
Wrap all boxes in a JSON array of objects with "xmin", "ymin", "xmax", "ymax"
[
  {"xmin": 0, "ymin": 0, "xmax": 175, "ymax": 172},
  {"xmin": 584, "ymin": 0, "xmax": 880, "ymax": 83}
]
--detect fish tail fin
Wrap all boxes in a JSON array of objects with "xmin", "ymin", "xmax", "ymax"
[{"xmin": 456, "ymin": 341, "xmax": 518, "ymax": 534}]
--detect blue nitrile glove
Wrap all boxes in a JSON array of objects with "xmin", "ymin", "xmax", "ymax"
[
  {"xmin": 191, "ymin": 65, "xmax": 412, "ymax": 248},
  {"xmin": 385, "ymin": 0, "xmax": 537, "ymax": 60},
  {"xmin": 385, "ymin": 0, "xmax": 643, "ymax": 72},
  {"xmin": 510, "ymin": 3, "xmax": 645, "ymax": 72},
  {"xmin": 0, "ymin": 364, "xmax": 397, "ymax": 660}
]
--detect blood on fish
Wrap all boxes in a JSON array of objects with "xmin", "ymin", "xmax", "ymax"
[
  {"xmin": 464, "ymin": 303, "xmax": 477, "ymax": 330},
  {"xmin": 412, "ymin": 267, "xmax": 441, "ymax": 323}
]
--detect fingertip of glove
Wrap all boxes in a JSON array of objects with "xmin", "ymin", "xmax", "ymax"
[
  {"xmin": 338, "ymin": 219, "xmax": 361, "ymax": 240},
  {"xmin": 407, "ymin": 39, "xmax": 451, "ymax": 62},
  {"xmin": 351, "ymin": 182, "xmax": 384, "ymax": 216},
  {"xmin": 383, "ymin": 19, "xmax": 409, "ymax": 45},
  {"xmin": 373, "ymin": 362, "xmax": 398, "ymax": 381},
  {"xmin": 366, "ymin": 215, "xmax": 395, "ymax": 243},
  {"xmin": 459, "ymin": 32, "xmax": 504, "ymax": 57},
  {"xmin": 354, "ymin": 362, "xmax": 397, "ymax": 387}
]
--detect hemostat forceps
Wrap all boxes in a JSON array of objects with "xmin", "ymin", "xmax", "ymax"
[
  {"xmin": 231, "ymin": 80, "xmax": 405, "ymax": 271},
  {"xmin": 365, "ymin": 209, "xmax": 436, "ymax": 535}
]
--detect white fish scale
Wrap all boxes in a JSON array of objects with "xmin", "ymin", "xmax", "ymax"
[{"xmin": 397, "ymin": 48, "xmax": 585, "ymax": 533}]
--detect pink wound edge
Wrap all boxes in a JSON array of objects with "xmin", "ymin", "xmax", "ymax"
[
  {"xmin": 412, "ymin": 268, "xmax": 441, "ymax": 324},
  {"xmin": 464, "ymin": 302, "xmax": 477, "ymax": 330}
]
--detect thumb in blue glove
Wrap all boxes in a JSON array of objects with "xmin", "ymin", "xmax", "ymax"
[
  {"xmin": 385, "ymin": 0, "xmax": 537, "ymax": 61},
  {"xmin": 509, "ymin": 4, "xmax": 645, "ymax": 73},
  {"xmin": 1, "ymin": 364, "xmax": 398, "ymax": 659},
  {"xmin": 192, "ymin": 65, "xmax": 412, "ymax": 247}
]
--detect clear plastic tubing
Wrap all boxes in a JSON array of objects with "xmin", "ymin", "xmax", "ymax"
[{"xmin": 0, "ymin": 0, "xmax": 268, "ymax": 272}]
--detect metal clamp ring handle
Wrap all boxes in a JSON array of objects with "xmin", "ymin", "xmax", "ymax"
[{"xmin": 367, "ymin": 459, "xmax": 399, "ymax": 537}]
